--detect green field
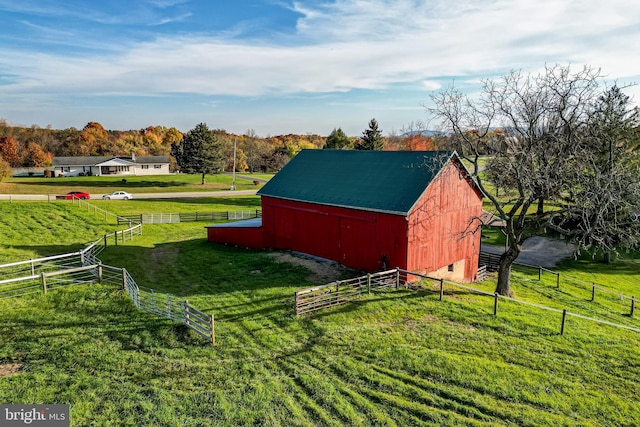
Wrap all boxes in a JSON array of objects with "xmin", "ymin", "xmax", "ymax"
[
  {"xmin": 0, "ymin": 173, "xmax": 272, "ymax": 195},
  {"xmin": 1, "ymin": 201, "xmax": 639, "ymax": 426}
]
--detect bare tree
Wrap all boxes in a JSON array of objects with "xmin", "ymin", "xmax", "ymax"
[{"xmin": 429, "ymin": 65, "xmax": 640, "ymax": 296}]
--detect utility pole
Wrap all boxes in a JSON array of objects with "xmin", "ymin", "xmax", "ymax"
[{"xmin": 231, "ymin": 137, "xmax": 237, "ymax": 190}]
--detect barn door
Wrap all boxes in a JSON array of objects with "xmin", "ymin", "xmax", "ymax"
[{"xmin": 339, "ymin": 216, "xmax": 376, "ymax": 270}]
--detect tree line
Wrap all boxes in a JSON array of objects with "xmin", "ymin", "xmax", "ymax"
[{"xmin": 0, "ymin": 118, "xmax": 442, "ymax": 179}]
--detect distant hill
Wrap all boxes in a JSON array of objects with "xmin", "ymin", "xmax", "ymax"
[{"xmin": 400, "ymin": 130, "xmax": 443, "ymax": 137}]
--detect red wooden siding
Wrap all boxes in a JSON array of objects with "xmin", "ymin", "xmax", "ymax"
[
  {"xmin": 208, "ymin": 156, "xmax": 482, "ymax": 282},
  {"xmin": 206, "ymin": 225, "xmax": 264, "ymax": 249},
  {"xmin": 261, "ymin": 197, "xmax": 408, "ymax": 271},
  {"xmin": 406, "ymin": 161, "xmax": 483, "ymax": 281}
]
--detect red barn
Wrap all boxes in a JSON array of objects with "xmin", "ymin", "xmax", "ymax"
[{"xmin": 207, "ymin": 150, "xmax": 483, "ymax": 282}]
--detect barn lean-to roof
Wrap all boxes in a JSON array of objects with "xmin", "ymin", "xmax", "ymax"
[{"xmin": 258, "ymin": 149, "xmax": 470, "ymax": 216}]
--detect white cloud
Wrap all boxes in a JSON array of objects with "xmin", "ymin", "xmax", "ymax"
[
  {"xmin": 0, "ymin": 0, "xmax": 639, "ymax": 122},
  {"xmin": 421, "ymin": 80, "xmax": 441, "ymax": 91}
]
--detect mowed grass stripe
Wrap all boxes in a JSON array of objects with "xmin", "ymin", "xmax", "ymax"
[
  {"xmin": 2, "ymin": 199, "xmax": 640, "ymax": 425},
  {"xmin": 307, "ymin": 349, "xmax": 500, "ymax": 426}
]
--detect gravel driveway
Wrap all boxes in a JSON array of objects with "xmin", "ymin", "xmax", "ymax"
[{"xmin": 481, "ymin": 236, "xmax": 577, "ymax": 268}]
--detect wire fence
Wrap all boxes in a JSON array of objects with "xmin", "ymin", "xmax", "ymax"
[
  {"xmin": 480, "ymin": 251, "xmax": 639, "ymax": 316},
  {"xmin": 294, "ymin": 269, "xmax": 400, "ymax": 315},
  {"xmin": 60, "ymin": 196, "xmax": 142, "ymax": 226},
  {"xmin": 116, "ymin": 209, "xmax": 262, "ymax": 225},
  {"xmin": 0, "ymin": 252, "xmax": 84, "ymax": 282},
  {"xmin": 0, "ymin": 200, "xmax": 215, "ymax": 344},
  {"xmin": 294, "ymin": 267, "xmax": 640, "ymax": 336},
  {"xmin": 102, "ymin": 264, "xmax": 215, "ymax": 343}
]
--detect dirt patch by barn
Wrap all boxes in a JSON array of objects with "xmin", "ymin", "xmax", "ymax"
[
  {"xmin": 0, "ymin": 363, "xmax": 22, "ymax": 378},
  {"xmin": 266, "ymin": 252, "xmax": 352, "ymax": 283}
]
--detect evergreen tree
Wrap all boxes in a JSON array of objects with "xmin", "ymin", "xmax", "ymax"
[
  {"xmin": 171, "ymin": 123, "xmax": 223, "ymax": 184},
  {"xmin": 324, "ymin": 128, "xmax": 352, "ymax": 149},
  {"xmin": 357, "ymin": 118, "xmax": 384, "ymax": 150}
]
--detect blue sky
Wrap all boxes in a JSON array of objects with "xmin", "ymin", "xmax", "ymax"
[{"xmin": 0, "ymin": 0, "xmax": 638, "ymax": 137}]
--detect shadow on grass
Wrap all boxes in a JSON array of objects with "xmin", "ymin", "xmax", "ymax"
[
  {"xmin": 15, "ymin": 179, "xmax": 190, "ymax": 189},
  {"xmin": 132, "ymin": 196, "xmax": 261, "ymax": 208},
  {"xmin": 0, "ymin": 288, "xmax": 206, "ymax": 352},
  {"xmin": 8, "ymin": 239, "xmax": 331, "ymax": 297}
]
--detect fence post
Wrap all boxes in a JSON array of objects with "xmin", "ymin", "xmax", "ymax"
[
  {"xmin": 30, "ymin": 259, "xmax": 35, "ymax": 276},
  {"xmin": 80, "ymin": 251, "xmax": 85, "ymax": 265},
  {"xmin": 294, "ymin": 291, "xmax": 299, "ymax": 315},
  {"xmin": 122, "ymin": 268, "xmax": 127, "ymax": 291},
  {"xmin": 367, "ymin": 274, "xmax": 371, "ymax": 295},
  {"xmin": 560, "ymin": 309, "xmax": 567, "ymax": 335},
  {"xmin": 103, "ymin": 234, "xmax": 107, "ymax": 249},
  {"xmin": 210, "ymin": 314, "xmax": 215, "ymax": 345},
  {"xmin": 41, "ymin": 272, "xmax": 47, "ymax": 295},
  {"xmin": 538, "ymin": 266, "xmax": 542, "ymax": 281},
  {"xmin": 493, "ymin": 293, "xmax": 499, "ymax": 315},
  {"xmin": 556, "ymin": 273, "xmax": 560, "ymax": 289},
  {"xmin": 98, "ymin": 263, "xmax": 103, "ymax": 284},
  {"xmin": 114, "ymin": 232, "xmax": 118, "ymax": 246},
  {"xmin": 184, "ymin": 300, "xmax": 191, "ymax": 327},
  {"xmin": 151, "ymin": 289, "xmax": 155, "ymax": 314},
  {"xmin": 631, "ymin": 296, "xmax": 635, "ymax": 317},
  {"xmin": 439, "ymin": 279, "xmax": 444, "ymax": 301},
  {"xmin": 591, "ymin": 283, "xmax": 596, "ymax": 302},
  {"xmin": 336, "ymin": 281, "xmax": 340, "ymax": 305}
]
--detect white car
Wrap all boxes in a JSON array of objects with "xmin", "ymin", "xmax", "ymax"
[{"xmin": 102, "ymin": 191, "xmax": 133, "ymax": 200}]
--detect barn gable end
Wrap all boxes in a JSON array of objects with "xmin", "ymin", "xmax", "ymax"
[{"xmin": 406, "ymin": 159, "xmax": 483, "ymax": 281}]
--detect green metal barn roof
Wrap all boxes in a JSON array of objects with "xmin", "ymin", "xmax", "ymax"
[{"xmin": 257, "ymin": 150, "xmax": 458, "ymax": 215}]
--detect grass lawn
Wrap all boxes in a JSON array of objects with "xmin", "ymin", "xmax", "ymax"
[
  {"xmin": 0, "ymin": 173, "xmax": 273, "ymax": 196},
  {"xmin": 1, "ymin": 202, "xmax": 640, "ymax": 426}
]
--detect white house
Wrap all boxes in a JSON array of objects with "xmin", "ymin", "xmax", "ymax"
[{"xmin": 52, "ymin": 155, "xmax": 170, "ymax": 177}]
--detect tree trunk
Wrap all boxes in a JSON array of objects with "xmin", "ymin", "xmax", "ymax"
[
  {"xmin": 495, "ymin": 245, "xmax": 521, "ymax": 297},
  {"xmin": 201, "ymin": 172, "xmax": 206, "ymax": 185},
  {"xmin": 537, "ymin": 197, "xmax": 544, "ymax": 216}
]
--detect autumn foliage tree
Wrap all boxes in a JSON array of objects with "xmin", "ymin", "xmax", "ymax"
[
  {"xmin": 0, "ymin": 157, "xmax": 11, "ymax": 180},
  {"xmin": 0, "ymin": 136, "xmax": 20, "ymax": 167},
  {"xmin": 22, "ymin": 142, "xmax": 52, "ymax": 167}
]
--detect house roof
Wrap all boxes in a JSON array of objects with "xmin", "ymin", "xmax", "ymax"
[
  {"xmin": 53, "ymin": 156, "xmax": 169, "ymax": 166},
  {"xmin": 257, "ymin": 149, "xmax": 462, "ymax": 215},
  {"xmin": 95, "ymin": 158, "xmax": 136, "ymax": 166}
]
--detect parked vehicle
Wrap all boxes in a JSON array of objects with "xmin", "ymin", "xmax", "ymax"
[
  {"xmin": 56, "ymin": 191, "xmax": 91, "ymax": 200},
  {"xmin": 102, "ymin": 191, "xmax": 133, "ymax": 200}
]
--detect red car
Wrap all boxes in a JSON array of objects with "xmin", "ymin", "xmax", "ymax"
[{"xmin": 56, "ymin": 191, "xmax": 91, "ymax": 200}]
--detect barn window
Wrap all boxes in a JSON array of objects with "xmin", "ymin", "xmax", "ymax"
[{"xmin": 448, "ymin": 264, "xmax": 454, "ymax": 272}]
